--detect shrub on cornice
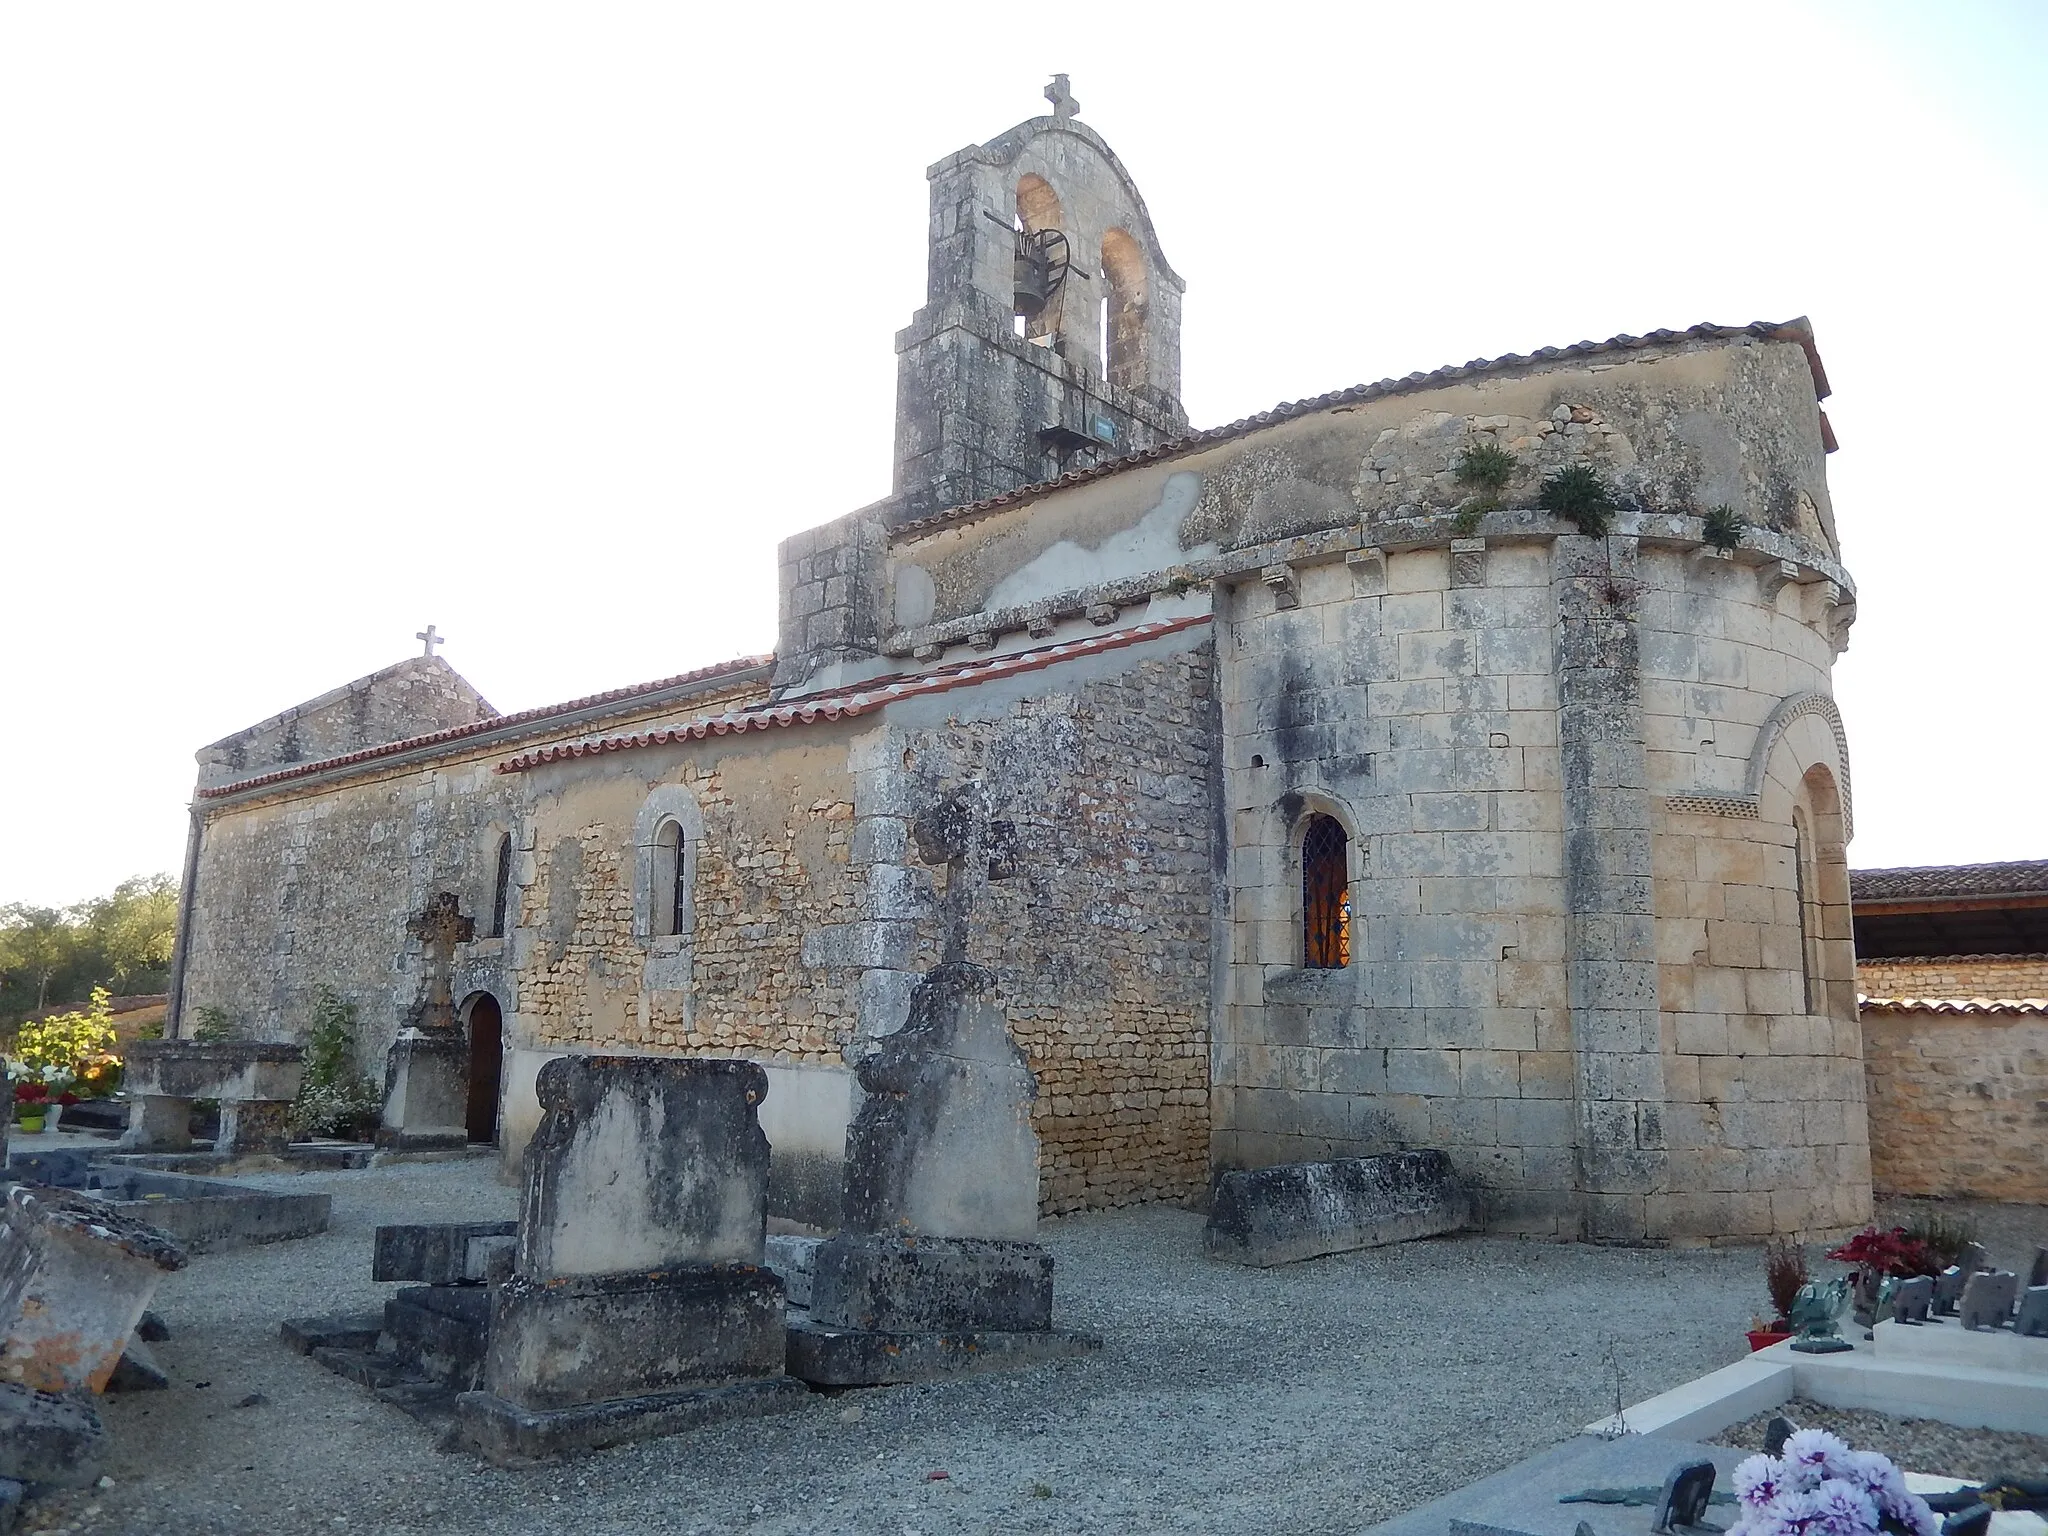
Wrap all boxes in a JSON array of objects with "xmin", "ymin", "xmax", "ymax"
[
  {"xmin": 1453, "ymin": 440, "xmax": 1517, "ymax": 493},
  {"xmin": 1703, "ymin": 504, "xmax": 1747, "ymax": 552},
  {"xmin": 1539, "ymin": 463, "xmax": 1615, "ymax": 536}
]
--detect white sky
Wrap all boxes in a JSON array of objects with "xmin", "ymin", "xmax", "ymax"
[{"xmin": 2, "ymin": 2, "xmax": 2043, "ymax": 907}]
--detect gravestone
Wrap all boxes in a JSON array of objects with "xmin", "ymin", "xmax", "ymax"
[
  {"xmin": 787, "ymin": 783, "xmax": 1099, "ymax": 1386},
  {"xmin": 1932, "ymin": 1265, "xmax": 1970, "ymax": 1317},
  {"xmin": 1891, "ymin": 1274, "xmax": 1934, "ymax": 1325},
  {"xmin": 0, "ymin": 1184, "xmax": 186, "ymax": 1394},
  {"xmin": 121, "ymin": 1040, "xmax": 303, "ymax": 1157},
  {"xmin": 1959, "ymin": 1270, "xmax": 2018, "ymax": 1332},
  {"xmin": 453, "ymin": 1056, "xmax": 804, "ymax": 1462},
  {"xmin": 378, "ymin": 893, "xmax": 475, "ymax": 1152},
  {"xmin": 1650, "ymin": 1460, "xmax": 1717, "ymax": 1535},
  {"xmin": 2027, "ymin": 1246, "xmax": 2048, "ymax": 1292},
  {"xmin": 2016, "ymin": 1285, "xmax": 2048, "ymax": 1338}
]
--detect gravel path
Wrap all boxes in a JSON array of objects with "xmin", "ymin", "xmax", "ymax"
[
  {"xmin": 1713, "ymin": 1400, "xmax": 2048, "ymax": 1481},
  {"xmin": 21, "ymin": 1160, "xmax": 1769, "ymax": 1536}
]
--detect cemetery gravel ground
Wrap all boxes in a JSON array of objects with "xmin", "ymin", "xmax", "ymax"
[{"xmin": 26, "ymin": 1165, "xmax": 2045, "ymax": 1536}]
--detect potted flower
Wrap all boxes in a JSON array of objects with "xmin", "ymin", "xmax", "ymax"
[
  {"xmin": 12, "ymin": 1080, "xmax": 50, "ymax": 1134},
  {"xmin": 1731, "ymin": 1427, "xmax": 1937, "ymax": 1536},
  {"xmin": 1748, "ymin": 1241, "xmax": 1808, "ymax": 1351},
  {"xmin": 1825, "ymin": 1226, "xmax": 1937, "ymax": 1327}
]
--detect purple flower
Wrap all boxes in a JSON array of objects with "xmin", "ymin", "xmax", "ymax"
[
  {"xmin": 1812, "ymin": 1479, "xmax": 1879, "ymax": 1536},
  {"xmin": 1775, "ymin": 1486, "xmax": 1829, "ymax": 1536},
  {"xmin": 1736, "ymin": 1455, "xmax": 1789, "ymax": 1510},
  {"xmin": 1784, "ymin": 1428, "xmax": 1853, "ymax": 1487}
]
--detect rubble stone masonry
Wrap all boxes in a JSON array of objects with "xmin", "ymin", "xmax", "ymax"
[{"xmin": 1861, "ymin": 1001, "xmax": 2048, "ymax": 1203}]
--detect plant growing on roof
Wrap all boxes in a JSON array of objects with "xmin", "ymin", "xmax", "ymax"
[
  {"xmin": 1702, "ymin": 504, "xmax": 1747, "ymax": 552},
  {"xmin": 1538, "ymin": 463, "xmax": 1616, "ymax": 536},
  {"xmin": 1452, "ymin": 440, "xmax": 1518, "ymax": 534}
]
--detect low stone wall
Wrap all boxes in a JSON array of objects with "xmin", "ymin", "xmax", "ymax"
[
  {"xmin": 1857, "ymin": 955, "xmax": 2048, "ymax": 1000},
  {"xmin": 1861, "ymin": 999, "xmax": 2048, "ymax": 1203}
]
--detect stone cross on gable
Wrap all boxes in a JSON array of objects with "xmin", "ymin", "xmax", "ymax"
[
  {"xmin": 912, "ymin": 781, "xmax": 1017, "ymax": 966},
  {"xmin": 406, "ymin": 891, "xmax": 474, "ymax": 1031},
  {"xmin": 1044, "ymin": 74, "xmax": 1079, "ymax": 120},
  {"xmin": 416, "ymin": 624, "xmax": 443, "ymax": 658}
]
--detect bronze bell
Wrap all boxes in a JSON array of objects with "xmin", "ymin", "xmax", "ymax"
[{"xmin": 1011, "ymin": 227, "xmax": 1068, "ymax": 320}]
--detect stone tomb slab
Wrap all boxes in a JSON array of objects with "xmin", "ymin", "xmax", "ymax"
[
  {"xmin": 1365, "ymin": 1434, "xmax": 1750, "ymax": 1536},
  {"xmin": 76, "ymin": 1169, "xmax": 330, "ymax": 1252},
  {"xmin": 785, "ymin": 1315, "xmax": 1101, "ymax": 1387},
  {"xmin": 121, "ymin": 1040, "xmax": 303, "ymax": 1157},
  {"xmin": 1205, "ymin": 1149, "xmax": 1472, "ymax": 1267}
]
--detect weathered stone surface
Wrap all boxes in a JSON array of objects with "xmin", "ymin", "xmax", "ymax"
[
  {"xmin": 843, "ymin": 963, "xmax": 1038, "ymax": 1241},
  {"xmin": 517, "ymin": 1055, "xmax": 770, "ymax": 1278},
  {"xmin": 0, "ymin": 1383, "xmax": 106, "ymax": 1488},
  {"xmin": 454, "ymin": 1375, "xmax": 807, "ymax": 1467},
  {"xmin": 122, "ymin": 1041, "xmax": 303, "ymax": 1156},
  {"xmin": 786, "ymin": 1317, "xmax": 1101, "ymax": 1387},
  {"xmin": 384, "ymin": 1285, "xmax": 492, "ymax": 1387},
  {"xmin": 762, "ymin": 1234, "xmax": 821, "ymax": 1309},
  {"xmin": 482, "ymin": 1266, "xmax": 786, "ymax": 1412},
  {"xmin": 808, "ymin": 1233, "xmax": 1053, "ymax": 1333},
  {"xmin": 1205, "ymin": 1151, "xmax": 1470, "ymax": 1267},
  {"xmin": 278, "ymin": 1312, "xmax": 382, "ymax": 1356},
  {"xmin": 373, "ymin": 1222, "xmax": 517, "ymax": 1285},
  {"xmin": 1368, "ymin": 1434, "xmax": 1750, "ymax": 1536},
  {"xmin": 0, "ymin": 1185, "xmax": 186, "ymax": 1394},
  {"xmin": 105, "ymin": 1337, "xmax": 168, "ymax": 1392},
  {"xmin": 79, "ymin": 1170, "xmax": 329, "ymax": 1252},
  {"xmin": 377, "ymin": 1032, "xmax": 470, "ymax": 1152}
]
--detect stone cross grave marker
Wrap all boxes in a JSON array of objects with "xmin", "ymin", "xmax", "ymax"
[
  {"xmin": 406, "ymin": 892, "xmax": 473, "ymax": 1034},
  {"xmin": 911, "ymin": 780, "xmax": 1016, "ymax": 966}
]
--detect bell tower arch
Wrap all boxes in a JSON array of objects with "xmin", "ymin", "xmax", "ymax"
[{"xmin": 890, "ymin": 79, "xmax": 1188, "ymax": 523}]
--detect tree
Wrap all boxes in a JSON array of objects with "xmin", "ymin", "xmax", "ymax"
[
  {"xmin": 0, "ymin": 905, "xmax": 74, "ymax": 1012},
  {"xmin": 73, "ymin": 875, "xmax": 177, "ymax": 988}
]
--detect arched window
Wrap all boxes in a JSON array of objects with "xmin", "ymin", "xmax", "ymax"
[
  {"xmin": 1302, "ymin": 814, "xmax": 1351, "ymax": 969},
  {"xmin": 651, "ymin": 819, "xmax": 686, "ymax": 939},
  {"xmin": 489, "ymin": 832, "xmax": 513, "ymax": 939}
]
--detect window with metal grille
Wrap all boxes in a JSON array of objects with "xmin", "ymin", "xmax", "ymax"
[
  {"xmin": 1302, "ymin": 814, "xmax": 1351, "ymax": 969},
  {"xmin": 489, "ymin": 833, "xmax": 513, "ymax": 938}
]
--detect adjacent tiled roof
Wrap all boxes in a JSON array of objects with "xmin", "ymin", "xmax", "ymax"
[
  {"xmin": 890, "ymin": 318, "xmax": 1830, "ymax": 540},
  {"xmin": 1850, "ymin": 861, "xmax": 2048, "ymax": 903},
  {"xmin": 1859, "ymin": 997, "xmax": 2048, "ymax": 1016},
  {"xmin": 497, "ymin": 615, "xmax": 1211, "ymax": 773},
  {"xmin": 196, "ymin": 653, "xmax": 774, "ymax": 800}
]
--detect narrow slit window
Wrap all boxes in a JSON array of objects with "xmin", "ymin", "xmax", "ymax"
[
  {"xmin": 489, "ymin": 833, "xmax": 512, "ymax": 939},
  {"xmin": 1793, "ymin": 811, "xmax": 1822, "ymax": 1012},
  {"xmin": 1302, "ymin": 814, "xmax": 1351, "ymax": 969},
  {"xmin": 652, "ymin": 819, "xmax": 686, "ymax": 938}
]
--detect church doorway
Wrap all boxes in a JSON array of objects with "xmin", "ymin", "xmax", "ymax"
[{"xmin": 462, "ymin": 992, "xmax": 503, "ymax": 1146}]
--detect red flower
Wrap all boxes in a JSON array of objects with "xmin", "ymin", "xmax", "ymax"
[
  {"xmin": 57, "ymin": 1092, "xmax": 79, "ymax": 1107},
  {"xmin": 12, "ymin": 1082, "xmax": 47, "ymax": 1103},
  {"xmin": 1825, "ymin": 1225, "xmax": 1936, "ymax": 1278}
]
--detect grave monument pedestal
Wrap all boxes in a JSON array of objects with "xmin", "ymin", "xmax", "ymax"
[
  {"xmin": 120, "ymin": 1040, "xmax": 303, "ymax": 1157},
  {"xmin": 785, "ymin": 946, "xmax": 1099, "ymax": 1385},
  {"xmin": 378, "ymin": 892, "xmax": 477, "ymax": 1152},
  {"xmin": 453, "ymin": 1056, "xmax": 805, "ymax": 1463},
  {"xmin": 376, "ymin": 1031, "xmax": 469, "ymax": 1152}
]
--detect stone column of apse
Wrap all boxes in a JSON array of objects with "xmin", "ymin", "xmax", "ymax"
[{"xmin": 1552, "ymin": 531, "xmax": 1666, "ymax": 1242}]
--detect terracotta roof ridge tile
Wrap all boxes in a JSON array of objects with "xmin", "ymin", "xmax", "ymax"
[
  {"xmin": 197, "ymin": 652, "xmax": 774, "ymax": 800},
  {"xmin": 1857, "ymin": 995, "xmax": 2048, "ymax": 1014},
  {"xmin": 497, "ymin": 615, "xmax": 1212, "ymax": 774},
  {"xmin": 889, "ymin": 318, "xmax": 1824, "ymax": 540}
]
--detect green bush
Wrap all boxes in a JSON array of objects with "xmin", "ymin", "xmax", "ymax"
[
  {"xmin": 289, "ymin": 986, "xmax": 383, "ymax": 1141},
  {"xmin": 16, "ymin": 987, "xmax": 123, "ymax": 1098},
  {"xmin": 1539, "ymin": 463, "xmax": 1616, "ymax": 536},
  {"xmin": 1702, "ymin": 504, "xmax": 1746, "ymax": 552},
  {"xmin": 189, "ymin": 1005, "xmax": 235, "ymax": 1043},
  {"xmin": 1453, "ymin": 440, "xmax": 1517, "ymax": 493}
]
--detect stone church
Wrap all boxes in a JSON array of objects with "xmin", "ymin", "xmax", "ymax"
[{"xmin": 167, "ymin": 85, "xmax": 1867, "ymax": 1244}]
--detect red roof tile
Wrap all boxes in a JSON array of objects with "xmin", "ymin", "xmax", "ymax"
[
  {"xmin": 197, "ymin": 653, "xmax": 774, "ymax": 800},
  {"xmin": 497, "ymin": 615, "xmax": 1212, "ymax": 773}
]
